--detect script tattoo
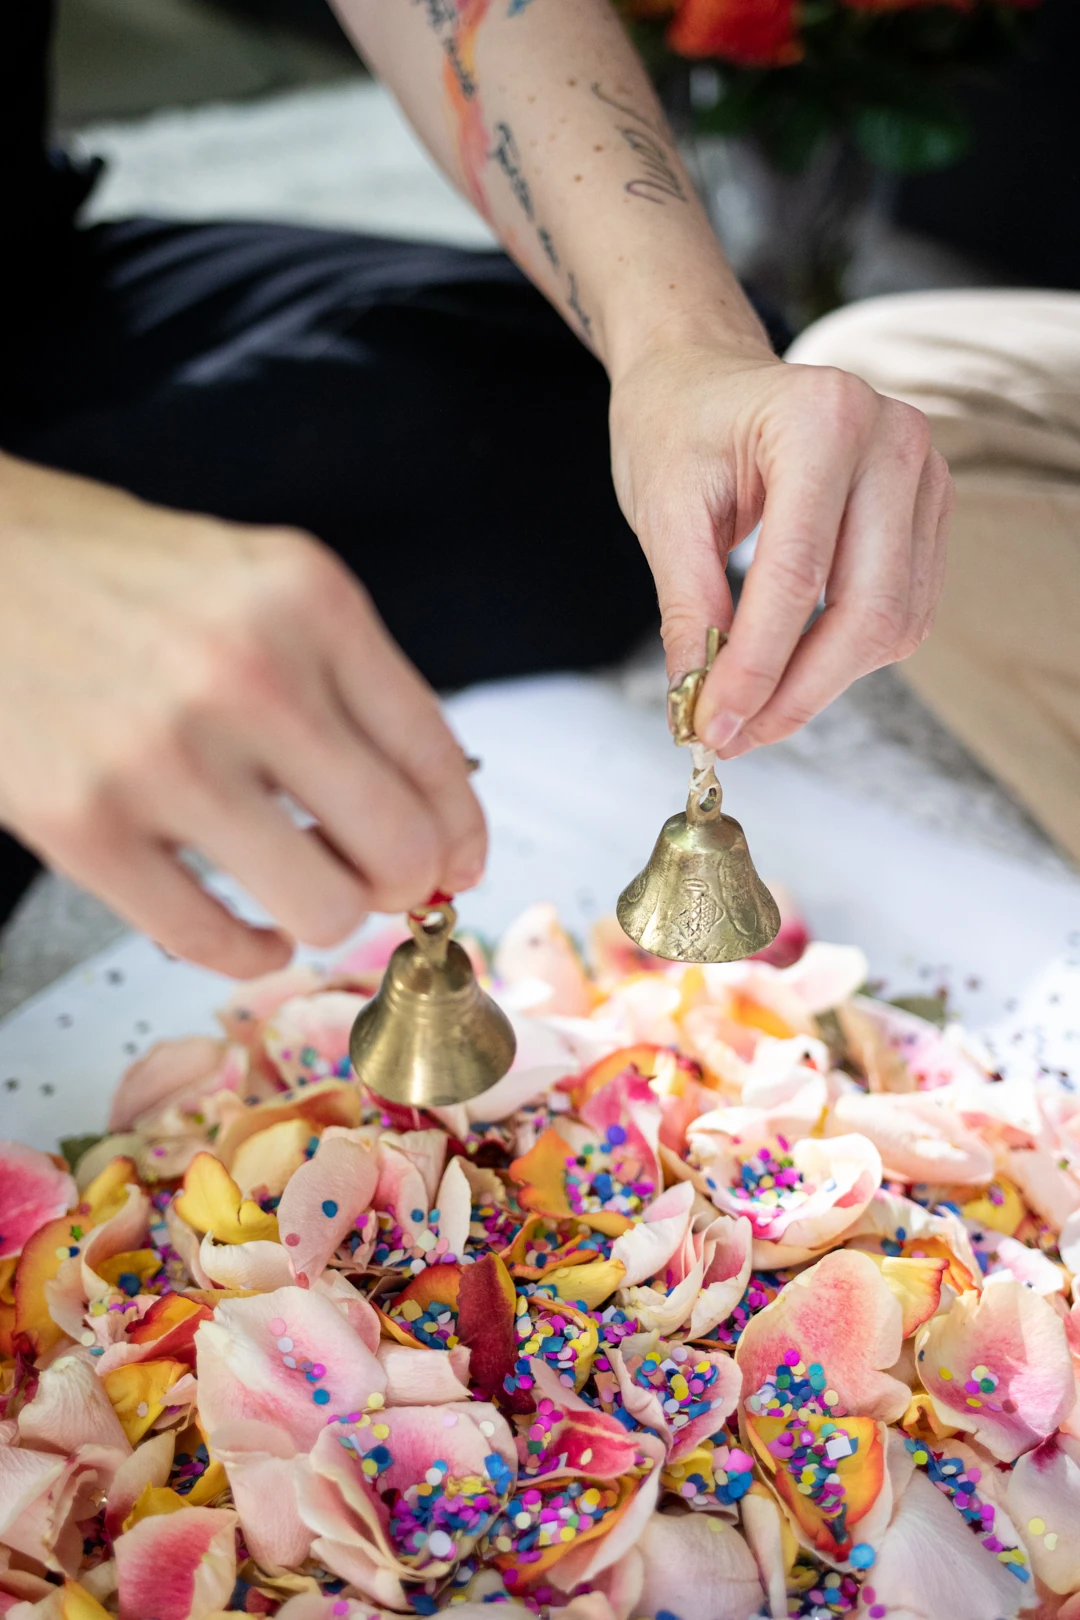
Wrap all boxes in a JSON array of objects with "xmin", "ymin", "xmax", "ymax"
[
  {"xmin": 507, "ymin": 0, "xmax": 538, "ymax": 11},
  {"xmin": 591, "ymin": 82, "xmax": 688, "ymax": 205},
  {"xmin": 567, "ymin": 271, "xmax": 593, "ymax": 338},
  {"xmin": 490, "ymin": 122, "xmax": 534, "ymax": 219},
  {"xmin": 413, "ymin": 0, "xmax": 479, "ymax": 100},
  {"xmin": 538, "ymin": 226, "xmax": 559, "ymax": 268}
]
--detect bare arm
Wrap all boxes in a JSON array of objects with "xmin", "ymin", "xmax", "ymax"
[{"xmin": 334, "ymin": 0, "xmax": 951, "ymax": 755}]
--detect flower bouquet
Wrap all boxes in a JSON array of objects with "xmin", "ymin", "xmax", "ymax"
[{"xmin": 1, "ymin": 899, "xmax": 1078, "ymax": 1620}]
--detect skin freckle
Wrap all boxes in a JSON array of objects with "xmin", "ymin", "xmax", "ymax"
[
  {"xmin": 574, "ymin": 175, "xmax": 583, "ymax": 182},
  {"xmin": 593, "ymin": 144, "xmax": 604, "ymax": 152},
  {"xmin": 567, "ymin": 77, "xmax": 577, "ymax": 87}
]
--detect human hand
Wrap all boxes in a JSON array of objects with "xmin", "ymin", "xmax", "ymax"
[
  {"xmin": 608, "ymin": 322, "xmax": 952, "ymax": 757},
  {"xmin": 0, "ymin": 454, "xmax": 486, "ymax": 976}
]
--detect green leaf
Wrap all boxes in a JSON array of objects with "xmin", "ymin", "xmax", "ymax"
[
  {"xmin": 59, "ymin": 1133, "xmax": 104, "ymax": 1173},
  {"xmin": 853, "ymin": 104, "xmax": 971, "ymax": 174}
]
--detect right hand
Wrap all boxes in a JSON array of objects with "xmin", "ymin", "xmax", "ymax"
[{"xmin": 0, "ymin": 453, "xmax": 487, "ymax": 977}]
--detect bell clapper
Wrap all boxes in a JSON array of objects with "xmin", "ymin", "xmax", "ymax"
[{"xmin": 616, "ymin": 625, "xmax": 781, "ymax": 964}]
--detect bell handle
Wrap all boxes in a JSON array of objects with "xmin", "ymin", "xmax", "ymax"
[
  {"xmin": 667, "ymin": 627, "xmax": 727, "ymax": 747},
  {"xmin": 408, "ymin": 898, "xmax": 458, "ymax": 968},
  {"xmin": 686, "ymin": 757, "xmax": 723, "ymax": 825}
]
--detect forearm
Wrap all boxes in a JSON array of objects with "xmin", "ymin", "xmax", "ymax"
[{"xmin": 329, "ymin": 0, "xmax": 771, "ymax": 378}]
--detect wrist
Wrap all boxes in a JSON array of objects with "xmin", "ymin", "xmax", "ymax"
[{"xmin": 603, "ymin": 288, "xmax": 776, "ymax": 388}]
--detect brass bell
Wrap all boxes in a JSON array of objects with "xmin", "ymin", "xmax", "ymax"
[
  {"xmin": 349, "ymin": 900, "xmax": 516, "ymax": 1108},
  {"xmin": 617, "ymin": 630, "xmax": 780, "ymax": 963}
]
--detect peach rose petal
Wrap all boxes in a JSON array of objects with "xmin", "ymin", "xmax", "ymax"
[
  {"xmin": 633, "ymin": 1508, "xmax": 765, "ymax": 1620},
  {"xmin": 208, "ymin": 1418, "xmax": 313, "ymax": 1574},
  {"xmin": 194, "ymin": 1285, "xmax": 385, "ymax": 1451},
  {"xmin": 113, "ymin": 1505, "xmax": 237, "ymax": 1620},
  {"xmin": 736, "ymin": 1250, "xmax": 909, "ymax": 1422},
  {"xmin": 828, "ymin": 1091, "xmax": 994, "ymax": 1186},
  {"xmin": 275, "ymin": 1135, "xmax": 378, "ymax": 1287},
  {"xmin": 18, "ymin": 1357, "xmax": 130, "ymax": 1456},
  {"xmin": 1005, "ymin": 1433, "xmax": 1080, "ymax": 1595},
  {"xmin": 915, "ymin": 1279, "xmax": 1076, "ymax": 1461},
  {"xmin": 866, "ymin": 1466, "xmax": 1034, "ymax": 1620}
]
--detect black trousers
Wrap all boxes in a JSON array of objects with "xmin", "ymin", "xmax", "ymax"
[{"xmin": 1, "ymin": 218, "xmax": 665, "ymax": 924}]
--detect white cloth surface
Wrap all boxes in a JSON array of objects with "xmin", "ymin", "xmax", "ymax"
[{"xmin": 0, "ymin": 675, "xmax": 1077, "ymax": 1151}]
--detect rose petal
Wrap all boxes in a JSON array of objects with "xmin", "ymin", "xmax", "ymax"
[
  {"xmin": 263, "ymin": 991, "xmax": 368, "ymax": 1089},
  {"xmin": 777, "ymin": 941, "xmax": 866, "ymax": 1013},
  {"xmin": 609, "ymin": 1182, "xmax": 694, "ymax": 1289},
  {"xmin": 114, "ymin": 1505, "xmax": 237, "ymax": 1620},
  {"xmin": 736, "ymin": 1250, "xmax": 909, "ymax": 1422},
  {"xmin": 208, "ymin": 1418, "xmax": 312, "ymax": 1573},
  {"xmin": 1005, "ymin": 1432, "xmax": 1080, "ymax": 1595},
  {"xmin": 827, "ymin": 1092, "xmax": 994, "ymax": 1186},
  {"xmin": 108, "ymin": 1038, "xmax": 246, "ymax": 1133},
  {"xmin": 0, "ymin": 1143, "xmax": 76, "ymax": 1261},
  {"xmin": 494, "ymin": 902, "xmax": 595, "ymax": 1017},
  {"xmin": 276, "ymin": 1136, "xmax": 377, "ymax": 1287},
  {"xmin": 101, "ymin": 1359, "xmax": 190, "ymax": 1445},
  {"xmin": 18, "ymin": 1356, "xmax": 130, "ymax": 1455},
  {"xmin": 197, "ymin": 1234, "xmax": 293, "ymax": 1293},
  {"xmin": 194, "ymin": 1285, "xmax": 385, "ymax": 1451},
  {"xmin": 859, "ymin": 1254, "xmax": 948, "ymax": 1338},
  {"xmin": 633, "ymin": 1509, "xmax": 765, "ymax": 1620},
  {"xmin": 173, "ymin": 1153, "xmax": 278, "ymax": 1245},
  {"xmin": 915, "ymin": 1279, "xmax": 1076, "ymax": 1461},
  {"xmin": 867, "ymin": 1465, "xmax": 1033, "ymax": 1620},
  {"xmin": 213, "ymin": 1080, "xmax": 361, "ymax": 1171},
  {"xmin": 375, "ymin": 1343, "xmax": 472, "ymax": 1405}
]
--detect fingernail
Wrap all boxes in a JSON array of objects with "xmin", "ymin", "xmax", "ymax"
[{"xmin": 703, "ymin": 710, "xmax": 744, "ymax": 751}]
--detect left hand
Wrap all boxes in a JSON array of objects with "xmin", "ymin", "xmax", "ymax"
[{"xmin": 608, "ymin": 321, "xmax": 953, "ymax": 758}]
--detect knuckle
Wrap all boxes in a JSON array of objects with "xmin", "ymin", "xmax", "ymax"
[
  {"xmin": 769, "ymin": 545, "xmax": 829, "ymax": 603},
  {"xmin": 803, "ymin": 366, "xmax": 874, "ymax": 439},
  {"xmin": 888, "ymin": 401, "xmax": 933, "ymax": 465},
  {"xmin": 853, "ymin": 596, "xmax": 908, "ymax": 660}
]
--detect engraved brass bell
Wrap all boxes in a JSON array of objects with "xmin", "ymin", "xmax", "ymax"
[
  {"xmin": 617, "ymin": 630, "xmax": 780, "ymax": 963},
  {"xmin": 349, "ymin": 900, "xmax": 516, "ymax": 1108}
]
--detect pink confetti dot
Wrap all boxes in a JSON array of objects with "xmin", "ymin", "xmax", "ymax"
[
  {"xmin": 285, "ymin": 1233, "xmax": 301, "ymax": 1247},
  {"xmin": 269, "ymin": 1318, "xmax": 286, "ymax": 1335}
]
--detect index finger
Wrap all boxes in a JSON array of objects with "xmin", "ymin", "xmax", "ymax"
[{"xmin": 695, "ymin": 423, "xmax": 860, "ymax": 751}]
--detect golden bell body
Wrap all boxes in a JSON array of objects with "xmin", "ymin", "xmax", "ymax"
[
  {"xmin": 617, "ymin": 794, "xmax": 781, "ymax": 963},
  {"xmin": 349, "ymin": 903, "xmax": 516, "ymax": 1109},
  {"xmin": 617, "ymin": 628, "xmax": 780, "ymax": 964}
]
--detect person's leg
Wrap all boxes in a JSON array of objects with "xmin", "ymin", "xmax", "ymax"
[
  {"xmin": 788, "ymin": 290, "xmax": 1080, "ymax": 864},
  {"xmin": 7, "ymin": 218, "xmax": 658, "ymax": 690}
]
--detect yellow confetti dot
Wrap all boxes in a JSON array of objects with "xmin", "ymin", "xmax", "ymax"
[
  {"xmin": 400, "ymin": 1299, "xmax": 422, "ymax": 1321},
  {"xmin": 361, "ymin": 1459, "xmax": 378, "ymax": 1477},
  {"xmin": 580, "ymin": 1448, "xmax": 593, "ymax": 1465},
  {"xmin": 559, "ymin": 1526, "xmax": 576, "ymax": 1543},
  {"xmin": 582, "ymin": 1489, "xmax": 601, "ymax": 1508},
  {"xmin": 514, "ymin": 1513, "xmax": 531, "ymax": 1529},
  {"xmin": 495, "ymin": 1535, "xmax": 513, "ymax": 1552},
  {"xmin": 966, "ymin": 1397, "xmax": 983, "ymax": 1408},
  {"xmin": 372, "ymin": 1424, "xmax": 390, "ymax": 1440},
  {"xmin": 367, "ymin": 1392, "xmax": 385, "ymax": 1410},
  {"xmin": 1028, "ymin": 1518, "xmax": 1046, "ymax": 1536},
  {"xmin": 823, "ymin": 1391, "xmax": 838, "ymax": 1406},
  {"xmin": 939, "ymin": 1368, "xmax": 953, "ymax": 1381},
  {"xmin": 1045, "ymin": 1533, "xmax": 1058, "ymax": 1551},
  {"xmin": 971, "ymin": 1364, "xmax": 989, "ymax": 1380}
]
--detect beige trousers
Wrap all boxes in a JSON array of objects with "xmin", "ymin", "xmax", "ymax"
[{"xmin": 788, "ymin": 290, "xmax": 1080, "ymax": 864}]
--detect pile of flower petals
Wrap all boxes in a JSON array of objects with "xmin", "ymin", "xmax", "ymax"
[{"xmin": 2, "ymin": 901, "xmax": 1080, "ymax": 1620}]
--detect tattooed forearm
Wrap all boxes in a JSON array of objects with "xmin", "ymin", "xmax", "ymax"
[
  {"xmin": 490, "ymin": 122, "xmax": 534, "ymax": 219},
  {"xmin": 591, "ymin": 82, "xmax": 688, "ymax": 205}
]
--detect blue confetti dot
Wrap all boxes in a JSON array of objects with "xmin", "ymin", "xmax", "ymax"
[
  {"xmin": 312, "ymin": 1388, "xmax": 330, "ymax": 1406},
  {"xmin": 849, "ymin": 1543, "xmax": 875, "ymax": 1570},
  {"xmin": 117, "ymin": 1272, "xmax": 142, "ymax": 1297},
  {"xmin": 411, "ymin": 1208, "xmax": 425, "ymax": 1223},
  {"xmin": 322, "ymin": 1200, "xmax": 339, "ymax": 1218}
]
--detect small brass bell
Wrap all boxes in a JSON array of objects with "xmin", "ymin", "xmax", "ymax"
[
  {"xmin": 617, "ymin": 630, "xmax": 780, "ymax": 963},
  {"xmin": 349, "ymin": 900, "xmax": 516, "ymax": 1108}
]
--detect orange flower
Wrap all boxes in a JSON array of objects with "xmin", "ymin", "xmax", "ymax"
[{"xmin": 668, "ymin": 0, "xmax": 803, "ymax": 65}]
